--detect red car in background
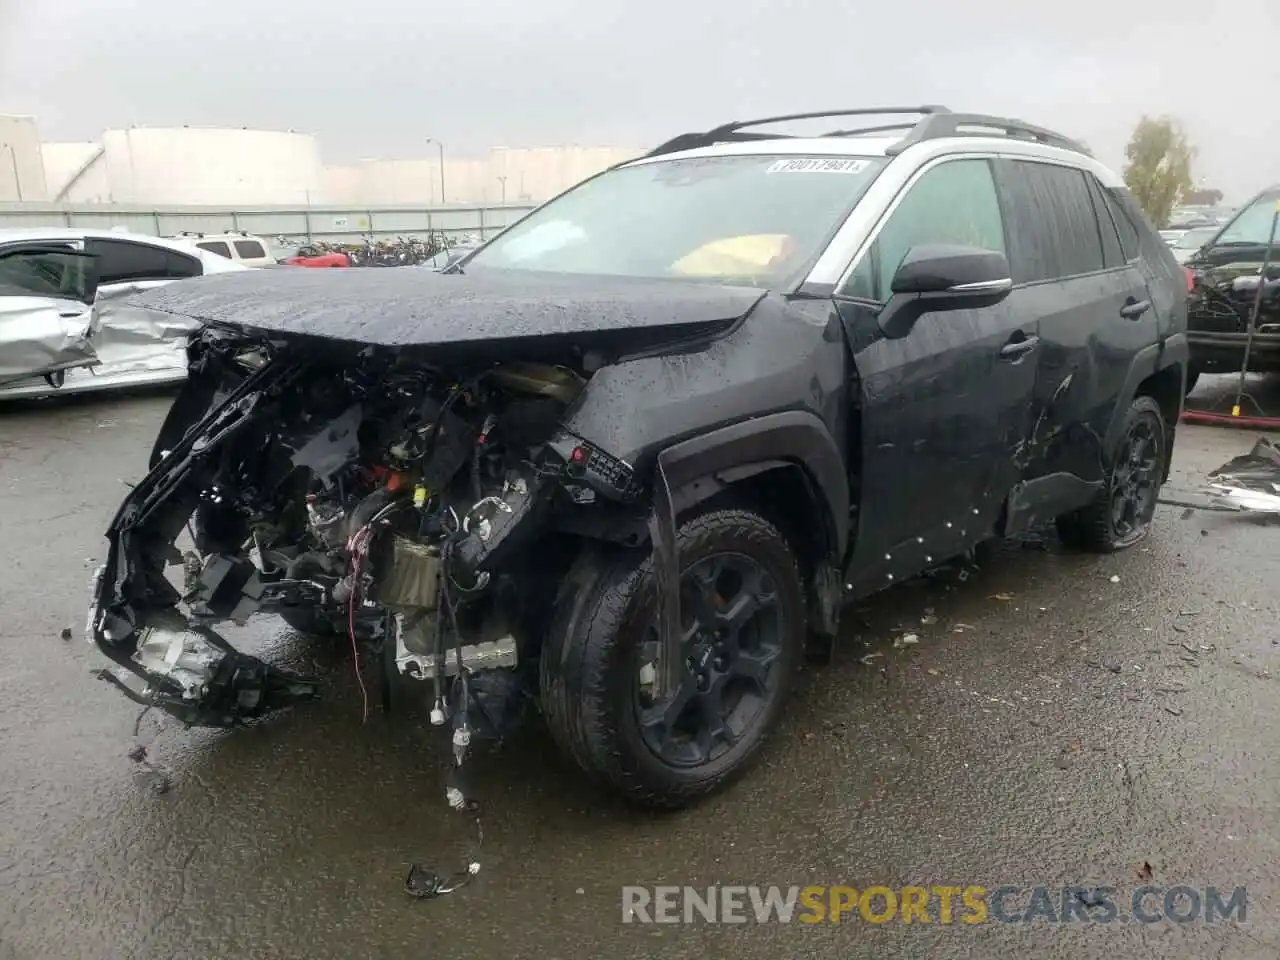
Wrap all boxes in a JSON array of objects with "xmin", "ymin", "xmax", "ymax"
[{"xmin": 282, "ymin": 246, "xmax": 350, "ymax": 268}]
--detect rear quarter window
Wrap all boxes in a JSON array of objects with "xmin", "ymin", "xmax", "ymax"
[
  {"xmin": 233, "ymin": 240, "xmax": 265, "ymax": 259},
  {"xmin": 1105, "ymin": 185, "xmax": 1184, "ymax": 283},
  {"xmin": 197, "ymin": 241, "xmax": 233, "ymax": 258}
]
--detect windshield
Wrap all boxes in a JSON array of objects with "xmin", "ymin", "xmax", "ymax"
[
  {"xmin": 1214, "ymin": 192, "xmax": 1280, "ymax": 246},
  {"xmin": 1173, "ymin": 227, "xmax": 1217, "ymax": 249},
  {"xmin": 465, "ymin": 154, "xmax": 887, "ymax": 287}
]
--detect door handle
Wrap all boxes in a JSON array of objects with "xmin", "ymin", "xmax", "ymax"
[
  {"xmin": 1120, "ymin": 298, "xmax": 1151, "ymax": 320},
  {"xmin": 58, "ymin": 310, "xmax": 86, "ymax": 318},
  {"xmin": 999, "ymin": 335, "xmax": 1039, "ymax": 360}
]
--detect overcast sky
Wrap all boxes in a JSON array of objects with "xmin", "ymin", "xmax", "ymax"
[{"xmin": 2, "ymin": 0, "xmax": 1276, "ymax": 198}]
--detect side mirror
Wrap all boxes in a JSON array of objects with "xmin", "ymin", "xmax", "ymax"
[{"xmin": 877, "ymin": 244, "xmax": 1013, "ymax": 339}]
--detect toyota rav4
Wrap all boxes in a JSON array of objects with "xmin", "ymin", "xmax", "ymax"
[{"xmin": 87, "ymin": 107, "xmax": 1188, "ymax": 809}]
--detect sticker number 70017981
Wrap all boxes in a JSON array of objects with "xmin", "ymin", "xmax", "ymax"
[{"xmin": 765, "ymin": 158, "xmax": 870, "ymax": 174}]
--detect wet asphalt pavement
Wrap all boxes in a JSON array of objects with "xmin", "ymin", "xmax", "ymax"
[{"xmin": 2, "ymin": 375, "xmax": 1279, "ymax": 960}]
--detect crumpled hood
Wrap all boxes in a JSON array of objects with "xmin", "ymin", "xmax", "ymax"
[{"xmin": 126, "ymin": 266, "xmax": 766, "ymax": 348}]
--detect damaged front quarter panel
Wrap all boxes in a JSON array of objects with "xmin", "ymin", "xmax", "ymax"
[{"xmin": 561, "ymin": 294, "xmax": 851, "ymax": 697}]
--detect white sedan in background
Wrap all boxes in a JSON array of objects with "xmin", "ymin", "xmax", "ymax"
[
  {"xmin": 0, "ymin": 228, "xmax": 246, "ymax": 400},
  {"xmin": 1168, "ymin": 225, "xmax": 1220, "ymax": 264}
]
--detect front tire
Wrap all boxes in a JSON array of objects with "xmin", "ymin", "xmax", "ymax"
[
  {"xmin": 540, "ymin": 508, "xmax": 806, "ymax": 809},
  {"xmin": 1056, "ymin": 394, "xmax": 1166, "ymax": 552}
]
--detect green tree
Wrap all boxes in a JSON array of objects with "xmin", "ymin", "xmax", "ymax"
[{"xmin": 1122, "ymin": 116, "xmax": 1195, "ymax": 228}]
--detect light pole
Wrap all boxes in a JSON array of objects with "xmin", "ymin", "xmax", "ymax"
[
  {"xmin": 426, "ymin": 138, "xmax": 446, "ymax": 204},
  {"xmin": 2, "ymin": 144, "xmax": 22, "ymax": 201},
  {"xmin": 497, "ymin": 175, "xmax": 507, "ymax": 204}
]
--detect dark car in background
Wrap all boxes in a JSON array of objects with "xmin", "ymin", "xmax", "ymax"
[{"xmin": 1183, "ymin": 185, "xmax": 1280, "ymax": 393}]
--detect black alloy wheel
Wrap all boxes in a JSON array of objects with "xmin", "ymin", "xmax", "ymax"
[
  {"xmin": 1109, "ymin": 413, "xmax": 1162, "ymax": 546},
  {"xmin": 539, "ymin": 508, "xmax": 806, "ymax": 808},
  {"xmin": 1056, "ymin": 395, "xmax": 1167, "ymax": 552},
  {"xmin": 635, "ymin": 553, "xmax": 784, "ymax": 767}
]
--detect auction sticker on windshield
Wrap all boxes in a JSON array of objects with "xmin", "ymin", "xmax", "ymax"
[{"xmin": 766, "ymin": 158, "xmax": 870, "ymax": 174}]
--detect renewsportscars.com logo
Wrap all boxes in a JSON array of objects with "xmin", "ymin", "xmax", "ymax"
[{"xmin": 621, "ymin": 885, "xmax": 1248, "ymax": 925}]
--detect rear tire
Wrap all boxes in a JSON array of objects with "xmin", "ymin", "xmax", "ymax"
[
  {"xmin": 539, "ymin": 508, "xmax": 806, "ymax": 809},
  {"xmin": 1056, "ymin": 394, "xmax": 1166, "ymax": 552}
]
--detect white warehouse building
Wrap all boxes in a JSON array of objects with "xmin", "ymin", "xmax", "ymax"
[
  {"xmin": 1, "ymin": 114, "xmax": 641, "ymax": 206},
  {"xmin": 43, "ymin": 127, "xmax": 328, "ymax": 205}
]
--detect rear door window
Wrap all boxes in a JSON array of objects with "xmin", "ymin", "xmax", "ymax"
[
  {"xmin": 839, "ymin": 158, "xmax": 1006, "ymax": 300},
  {"xmin": 1085, "ymin": 175, "xmax": 1126, "ymax": 270},
  {"xmin": 233, "ymin": 240, "xmax": 266, "ymax": 259},
  {"xmin": 165, "ymin": 250, "xmax": 203, "ymax": 278},
  {"xmin": 1100, "ymin": 189, "xmax": 1141, "ymax": 262},
  {"xmin": 86, "ymin": 238, "xmax": 201, "ymax": 284},
  {"xmin": 995, "ymin": 160, "xmax": 1105, "ymax": 282}
]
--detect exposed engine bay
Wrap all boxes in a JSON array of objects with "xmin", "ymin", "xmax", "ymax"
[
  {"xmin": 1188, "ymin": 259, "xmax": 1280, "ymax": 335},
  {"xmin": 88, "ymin": 326, "xmax": 646, "ymax": 735}
]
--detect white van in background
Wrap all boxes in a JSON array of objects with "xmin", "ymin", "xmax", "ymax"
[{"xmin": 166, "ymin": 232, "xmax": 275, "ymax": 268}]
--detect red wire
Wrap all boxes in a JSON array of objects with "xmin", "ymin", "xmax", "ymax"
[{"xmin": 348, "ymin": 546, "xmax": 370, "ymax": 724}]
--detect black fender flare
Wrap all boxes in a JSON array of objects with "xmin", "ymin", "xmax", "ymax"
[
  {"xmin": 1103, "ymin": 332, "xmax": 1189, "ymax": 455},
  {"xmin": 654, "ymin": 410, "xmax": 850, "ymax": 560}
]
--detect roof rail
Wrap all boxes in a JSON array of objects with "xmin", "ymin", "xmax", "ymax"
[
  {"xmin": 642, "ymin": 106, "xmax": 949, "ymax": 158},
  {"xmin": 884, "ymin": 112, "xmax": 1087, "ymax": 156},
  {"xmin": 642, "ymin": 106, "xmax": 1088, "ymax": 159}
]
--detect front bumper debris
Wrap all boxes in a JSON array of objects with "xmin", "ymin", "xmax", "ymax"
[
  {"xmin": 87, "ymin": 357, "xmax": 320, "ymax": 727},
  {"xmin": 89, "ymin": 570, "xmax": 319, "ymax": 727}
]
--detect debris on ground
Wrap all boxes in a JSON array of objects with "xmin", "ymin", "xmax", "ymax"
[
  {"xmin": 125, "ymin": 743, "xmax": 172, "ymax": 794},
  {"xmin": 1163, "ymin": 705, "xmax": 1183, "ymax": 717},
  {"xmin": 1084, "ymin": 659, "xmax": 1123, "ymax": 674},
  {"xmin": 893, "ymin": 634, "xmax": 920, "ymax": 649},
  {"xmin": 1172, "ymin": 610, "xmax": 1201, "ymax": 634},
  {"xmin": 1138, "ymin": 861, "xmax": 1154, "ymax": 881},
  {"xmin": 1160, "ymin": 437, "xmax": 1280, "ymax": 516},
  {"xmin": 1109, "ymin": 575, "xmax": 1121, "ymax": 584},
  {"xmin": 952, "ymin": 623, "xmax": 975, "ymax": 634},
  {"xmin": 989, "ymin": 592, "xmax": 1014, "ymax": 601}
]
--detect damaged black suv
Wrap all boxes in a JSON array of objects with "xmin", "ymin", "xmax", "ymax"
[
  {"xmin": 89, "ymin": 108, "xmax": 1188, "ymax": 809},
  {"xmin": 1183, "ymin": 184, "xmax": 1280, "ymax": 393}
]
